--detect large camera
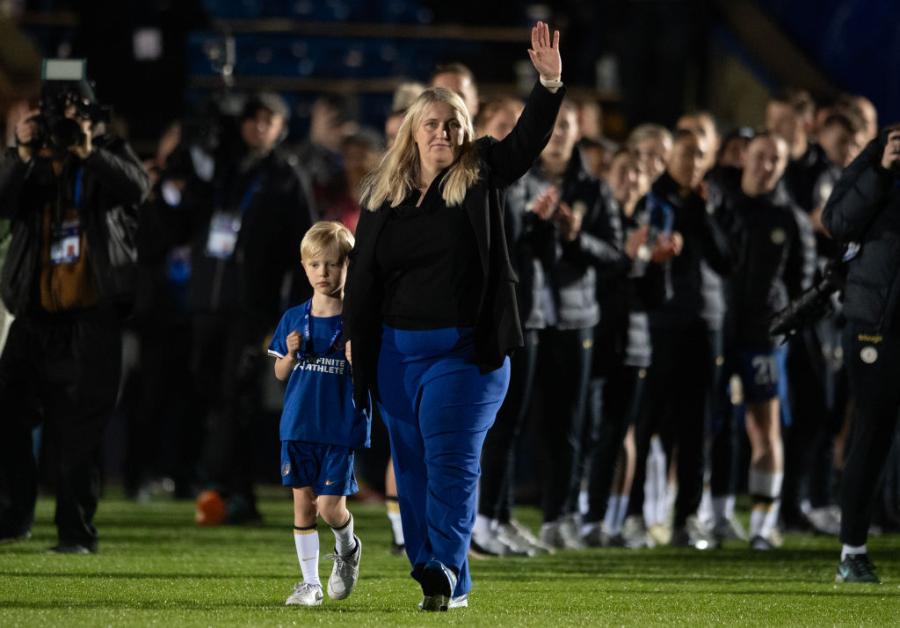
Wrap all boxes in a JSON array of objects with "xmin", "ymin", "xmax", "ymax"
[
  {"xmin": 769, "ymin": 259, "xmax": 848, "ymax": 338},
  {"xmin": 28, "ymin": 59, "xmax": 109, "ymax": 155}
]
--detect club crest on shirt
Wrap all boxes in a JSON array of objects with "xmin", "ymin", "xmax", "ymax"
[
  {"xmin": 770, "ymin": 228, "xmax": 786, "ymax": 245},
  {"xmin": 860, "ymin": 346, "xmax": 878, "ymax": 364},
  {"xmin": 282, "ymin": 463, "xmax": 291, "ymax": 476}
]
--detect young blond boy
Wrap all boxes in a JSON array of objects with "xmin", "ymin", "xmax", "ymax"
[{"xmin": 268, "ymin": 221, "xmax": 370, "ymax": 606}]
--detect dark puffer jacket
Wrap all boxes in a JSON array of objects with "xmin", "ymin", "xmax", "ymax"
[{"xmin": 822, "ymin": 131, "xmax": 900, "ymax": 332}]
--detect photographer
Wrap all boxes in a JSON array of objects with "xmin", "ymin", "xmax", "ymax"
[
  {"xmin": 0, "ymin": 79, "xmax": 149, "ymax": 552},
  {"xmin": 822, "ymin": 125, "xmax": 900, "ymax": 583},
  {"xmin": 177, "ymin": 92, "xmax": 314, "ymax": 525}
]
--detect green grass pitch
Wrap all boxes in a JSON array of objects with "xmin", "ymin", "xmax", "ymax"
[{"xmin": 2, "ymin": 490, "xmax": 899, "ymax": 626}]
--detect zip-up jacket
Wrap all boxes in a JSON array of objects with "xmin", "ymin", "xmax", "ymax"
[
  {"xmin": 822, "ymin": 132, "xmax": 900, "ymax": 332},
  {"xmin": 0, "ymin": 139, "xmax": 149, "ymax": 317},
  {"xmin": 646, "ymin": 172, "xmax": 732, "ymax": 330}
]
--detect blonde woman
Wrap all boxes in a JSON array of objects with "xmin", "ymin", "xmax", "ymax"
[{"xmin": 343, "ymin": 22, "xmax": 564, "ymax": 611}]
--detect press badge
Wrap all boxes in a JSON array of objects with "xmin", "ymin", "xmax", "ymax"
[
  {"xmin": 50, "ymin": 219, "xmax": 82, "ymax": 265},
  {"xmin": 205, "ymin": 210, "xmax": 242, "ymax": 259}
]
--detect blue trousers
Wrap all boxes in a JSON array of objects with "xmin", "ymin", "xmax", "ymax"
[{"xmin": 377, "ymin": 326, "xmax": 510, "ymax": 597}]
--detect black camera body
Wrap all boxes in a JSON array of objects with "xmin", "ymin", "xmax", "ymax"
[
  {"xmin": 28, "ymin": 59, "xmax": 109, "ymax": 155},
  {"xmin": 769, "ymin": 260, "xmax": 848, "ymax": 338}
]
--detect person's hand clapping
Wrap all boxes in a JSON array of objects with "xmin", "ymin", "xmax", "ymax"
[
  {"xmin": 529, "ymin": 185, "xmax": 559, "ymax": 221},
  {"xmin": 651, "ymin": 231, "xmax": 684, "ymax": 263},
  {"xmin": 556, "ymin": 201, "xmax": 583, "ymax": 242},
  {"xmin": 528, "ymin": 21, "xmax": 561, "ymax": 81}
]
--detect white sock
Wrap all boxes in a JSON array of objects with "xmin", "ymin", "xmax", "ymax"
[
  {"xmin": 387, "ymin": 499, "xmax": 404, "ymax": 545},
  {"xmin": 473, "ymin": 514, "xmax": 493, "ymax": 539},
  {"xmin": 841, "ymin": 544, "xmax": 867, "ymax": 560},
  {"xmin": 332, "ymin": 513, "xmax": 356, "ymax": 555},
  {"xmin": 294, "ymin": 528, "xmax": 320, "ymax": 586},
  {"xmin": 749, "ymin": 506, "xmax": 766, "ymax": 538},
  {"xmin": 748, "ymin": 469, "xmax": 784, "ymax": 499},
  {"xmin": 760, "ymin": 500, "xmax": 780, "ymax": 539},
  {"xmin": 613, "ymin": 496, "xmax": 629, "ymax": 535},
  {"xmin": 603, "ymin": 497, "xmax": 618, "ymax": 534},
  {"xmin": 713, "ymin": 496, "xmax": 735, "ymax": 523}
]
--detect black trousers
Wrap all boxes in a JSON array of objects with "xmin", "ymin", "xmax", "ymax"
[
  {"xmin": 193, "ymin": 312, "xmax": 265, "ymax": 507},
  {"xmin": 0, "ymin": 308, "xmax": 121, "ymax": 548},
  {"xmin": 584, "ymin": 363, "xmax": 645, "ymax": 523},
  {"xmin": 479, "ymin": 329, "xmax": 539, "ymax": 523},
  {"xmin": 628, "ymin": 320, "xmax": 714, "ymax": 527},
  {"xmin": 121, "ymin": 317, "xmax": 197, "ymax": 497},
  {"xmin": 840, "ymin": 322, "xmax": 900, "ymax": 546},
  {"xmin": 536, "ymin": 327, "xmax": 593, "ymax": 523}
]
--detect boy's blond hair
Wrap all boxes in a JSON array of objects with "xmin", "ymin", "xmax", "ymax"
[{"xmin": 300, "ymin": 221, "xmax": 355, "ymax": 263}]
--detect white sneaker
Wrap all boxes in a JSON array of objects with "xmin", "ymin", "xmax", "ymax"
[
  {"xmin": 494, "ymin": 523, "xmax": 536, "ymax": 556},
  {"xmin": 285, "ymin": 582, "xmax": 324, "ymax": 606},
  {"xmin": 621, "ymin": 515, "xmax": 653, "ymax": 549},
  {"xmin": 326, "ymin": 535, "xmax": 361, "ymax": 600},
  {"xmin": 418, "ymin": 593, "xmax": 468, "ymax": 610},
  {"xmin": 503, "ymin": 520, "xmax": 554, "ymax": 555},
  {"xmin": 470, "ymin": 528, "xmax": 512, "ymax": 556}
]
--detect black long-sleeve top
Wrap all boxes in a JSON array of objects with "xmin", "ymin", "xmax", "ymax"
[
  {"xmin": 646, "ymin": 172, "xmax": 732, "ymax": 330},
  {"xmin": 716, "ymin": 189, "xmax": 811, "ymax": 348},
  {"xmin": 375, "ymin": 186, "xmax": 482, "ymax": 329}
]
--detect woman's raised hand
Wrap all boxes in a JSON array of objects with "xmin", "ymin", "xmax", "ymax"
[{"xmin": 528, "ymin": 21, "xmax": 561, "ymax": 81}]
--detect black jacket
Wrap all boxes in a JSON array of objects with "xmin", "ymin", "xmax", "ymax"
[
  {"xmin": 0, "ymin": 140, "xmax": 150, "ymax": 317},
  {"xmin": 170, "ymin": 147, "xmax": 313, "ymax": 326},
  {"xmin": 343, "ymin": 81, "xmax": 565, "ymax": 406},
  {"xmin": 822, "ymin": 133, "xmax": 900, "ymax": 331},
  {"xmin": 717, "ymin": 189, "xmax": 811, "ymax": 348},
  {"xmin": 646, "ymin": 172, "xmax": 732, "ymax": 330},
  {"xmin": 507, "ymin": 148, "xmax": 622, "ymax": 330},
  {"xmin": 579, "ymin": 186, "xmax": 666, "ymax": 371}
]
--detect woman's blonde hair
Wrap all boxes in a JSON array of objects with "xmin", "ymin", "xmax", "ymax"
[
  {"xmin": 360, "ymin": 87, "xmax": 480, "ymax": 210},
  {"xmin": 300, "ymin": 220, "xmax": 355, "ymax": 263}
]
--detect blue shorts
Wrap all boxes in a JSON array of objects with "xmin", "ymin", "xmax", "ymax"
[
  {"xmin": 280, "ymin": 440, "xmax": 358, "ymax": 496},
  {"xmin": 735, "ymin": 348, "xmax": 780, "ymax": 403}
]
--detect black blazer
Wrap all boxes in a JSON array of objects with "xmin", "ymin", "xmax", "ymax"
[{"xmin": 343, "ymin": 81, "xmax": 565, "ymax": 406}]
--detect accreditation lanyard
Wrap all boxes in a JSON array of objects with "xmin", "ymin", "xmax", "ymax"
[
  {"xmin": 205, "ymin": 174, "xmax": 263, "ymax": 259},
  {"xmin": 49, "ymin": 168, "xmax": 84, "ymax": 266},
  {"xmin": 297, "ymin": 300, "xmax": 344, "ymax": 365}
]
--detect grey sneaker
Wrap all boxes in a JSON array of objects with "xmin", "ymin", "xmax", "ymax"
[
  {"xmin": 285, "ymin": 582, "xmax": 324, "ymax": 606},
  {"xmin": 712, "ymin": 516, "xmax": 749, "ymax": 542},
  {"xmin": 326, "ymin": 535, "xmax": 361, "ymax": 600},
  {"xmin": 559, "ymin": 515, "xmax": 586, "ymax": 550}
]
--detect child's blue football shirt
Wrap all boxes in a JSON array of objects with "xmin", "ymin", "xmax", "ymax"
[{"xmin": 268, "ymin": 301, "xmax": 370, "ymax": 448}]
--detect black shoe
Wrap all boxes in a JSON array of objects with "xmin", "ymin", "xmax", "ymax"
[
  {"xmin": 0, "ymin": 529, "xmax": 31, "ymax": 545},
  {"xmin": 836, "ymin": 553, "xmax": 880, "ymax": 584},
  {"xmin": 420, "ymin": 560, "xmax": 456, "ymax": 612},
  {"xmin": 50, "ymin": 543, "xmax": 95, "ymax": 555},
  {"xmin": 750, "ymin": 535, "xmax": 776, "ymax": 551}
]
